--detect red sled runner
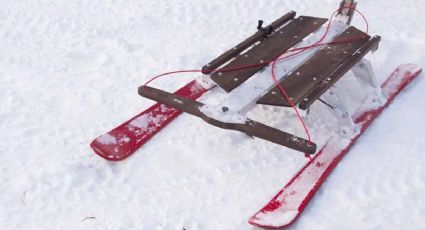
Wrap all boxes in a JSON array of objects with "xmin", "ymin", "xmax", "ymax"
[
  {"xmin": 90, "ymin": 80, "xmax": 208, "ymax": 161},
  {"xmin": 248, "ymin": 64, "xmax": 421, "ymax": 228},
  {"xmin": 91, "ymin": 0, "xmax": 422, "ymax": 228}
]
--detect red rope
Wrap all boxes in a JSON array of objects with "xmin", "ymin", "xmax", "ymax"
[{"xmin": 144, "ymin": 7, "xmax": 369, "ymax": 154}]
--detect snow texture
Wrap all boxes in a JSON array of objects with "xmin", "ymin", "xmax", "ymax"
[
  {"xmin": 1, "ymin": 0, "xmax": 424, "ymax": 230},
  {"xmin": 96, "ymin": 133, "xmax": 117, "ymax": 145}
]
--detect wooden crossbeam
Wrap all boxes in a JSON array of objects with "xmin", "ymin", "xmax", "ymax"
[{"xmin": 139, "ymin": 85, "xmax": 317, "ymax": 155}]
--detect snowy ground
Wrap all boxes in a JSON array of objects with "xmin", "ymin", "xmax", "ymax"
[{"xmin": 1, "ymin": 0, "xmax": 424, "ymax": 229}]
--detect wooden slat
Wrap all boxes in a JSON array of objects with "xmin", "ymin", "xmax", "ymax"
[
  {"xmin": 257, "ymin": 26, "xmax": 370, "ymax": 107},
  {"xmin": 211, "ymin": 16, "xmax": 327, "ymax": 92},
  {"xmin": 202, "ymin": 11, "xmax": 296, "ymax": 74},
  {"xmin": 299, "ymin": 36, "xmax": 381, "ymax": 110}
]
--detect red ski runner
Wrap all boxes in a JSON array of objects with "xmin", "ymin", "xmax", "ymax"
[
  {"xmin": 90, "ymin": 80, "xmax": 208, "ymax": 161},
  {"xmin": 248, "ymin": 64, "xmax": 422, "ymax": 229}
]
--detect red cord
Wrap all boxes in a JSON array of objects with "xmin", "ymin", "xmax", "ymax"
[{"xmin": 144, "ymin": 6, "xmax": 369, "ymax": 153}]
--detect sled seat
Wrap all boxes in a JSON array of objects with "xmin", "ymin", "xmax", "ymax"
[
  {"xmin": 257, "ymin": 26, "xmax": 381, "ymax": 109},
  {"xmin": 208, "ymin": 15, "xmax": 327, "ymax": 92}
]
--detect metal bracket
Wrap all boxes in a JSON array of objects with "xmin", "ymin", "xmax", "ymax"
[
  {"xmin": 319, "ymin": 85, "xmax": 359, "ymax": 137},
  {"xmin": 336, "ymin": 0, "xmax": 357, "ymax": 25},
  {"xmin": 316, "ymin": 58, "xmax": 386, "ymax": 138},
  {"xmin": 257, "ymin": 20, "xmax": 273, "ymax": 37},
  {"xmin": 351, "ymin": 59, "xmax": 386, "ymax": 105}
]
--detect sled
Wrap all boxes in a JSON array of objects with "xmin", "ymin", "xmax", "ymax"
[
  {"xmin": 90, "ymin": 0, "xmax": 364, "ymax": 160},
  {"xmin": 138, "ymin": 3, "xmax": 379, "ymax": 156},
  {"xmin": 91, "ymin": 0, "xmax": 422, "ymax": 228},
  {"xmin": 135, "ymin": 1, "xmax": 422, "ymax": 228}
]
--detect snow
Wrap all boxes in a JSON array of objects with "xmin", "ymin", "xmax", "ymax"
[
  {"xmin": 96, "ymin": 133, "xmax": 117, "ymax": 145},
  {"xmin": 1, "ymin": 0, "xmax": 424, "ymax": 230},
  {"xmin": 129, "ymin": 114, "xmax": 153, "ymax": 130}
]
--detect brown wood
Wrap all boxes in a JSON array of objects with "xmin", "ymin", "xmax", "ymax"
[
  {"xmin": 257, "ymin": 26, "xmax": 370, "ymax": 107},
  {"xmin": 202, "ymin": 11, "xmax": 296, "ymax": 74},
  {"xmin": 139, "ymin": 85, "xmax": 317, "ymax": 155},
  {"xmin": 211, "ymin": 16, "xmax": 327, "ymax": 92},
  {"xmin": 298, "ymin": 35, "xmax": 381, "ymax": 109}
]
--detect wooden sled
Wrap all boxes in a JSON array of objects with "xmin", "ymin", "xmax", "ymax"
[{"xmin": 138, "ymin": 2, "xmax": 382, "ymax": 156}]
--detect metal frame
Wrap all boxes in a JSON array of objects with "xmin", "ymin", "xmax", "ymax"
[
  {"xmin": 336, "ymin": 0, "xmax": 357, "ymax": 25},
  {"xmin": 316, "ymin": 57, "xmax": 385, "ymax": 137},
  {"xmin": 352, "ymin": 59, "xmax": 386, "ymax": 104},
  {"xmin": 318, "ymin": 84, "xmax": 358, "ymax": 137}
]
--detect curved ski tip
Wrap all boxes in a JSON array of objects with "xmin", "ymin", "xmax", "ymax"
[
  {"xmin": 90, "ymin": 141, "xmax": 126, "ymax": 162},
  {"xmin": 90, "ymin": 141, "xmax": 110, "ymax": 160},
  {"xmin": 382, "ymin": 63, "xmax": 422, "ymax": 96},
  {"xmin": 248, "ymin": 210, "xmax": 299, "ymax": 229},
  {"xmin": 398, "ymin": 63, "xmax": 422, "ymax": 74}
]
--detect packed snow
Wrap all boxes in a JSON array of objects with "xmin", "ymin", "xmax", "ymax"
[{"xmin": 1, "ymin": 0, "xmax": 424, "ymax": 230}]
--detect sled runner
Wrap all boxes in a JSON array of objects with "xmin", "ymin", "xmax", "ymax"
[{"xmin": 248, "ymin": 63, "xmax": 422, "ymax": 228}]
